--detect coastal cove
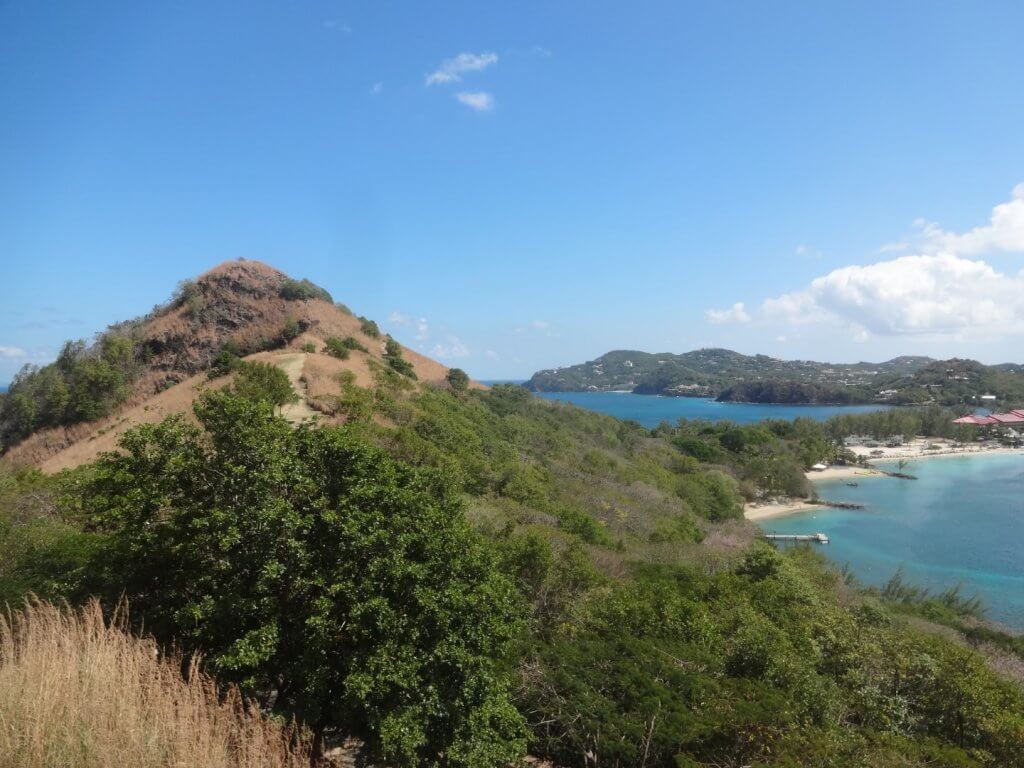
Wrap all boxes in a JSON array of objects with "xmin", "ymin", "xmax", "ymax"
[
  {"xmin": 537, "ymin": 390, "xmax": 890, "ymax": 428},
  {"xmin": 762, "ymin": 452, "xmax": 1024, "ymax": 630}
]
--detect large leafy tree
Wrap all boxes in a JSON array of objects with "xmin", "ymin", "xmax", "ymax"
[{"xmin": 83, "ymin": 391, "xmax": 525, "ymax": 766}]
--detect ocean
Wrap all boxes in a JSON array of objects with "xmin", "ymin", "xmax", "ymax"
[
  {"xmin": 535, "ymin": 391, "xmax": 889, "ymax": 428},
  {"xmin": 764, "ymin": 453, "xmax": 1024, "ymax": 630}
]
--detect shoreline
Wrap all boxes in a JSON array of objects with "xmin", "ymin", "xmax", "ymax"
[{"xmin": 744, "ymin": 443, "xmax": 1024, "ymax": 521}]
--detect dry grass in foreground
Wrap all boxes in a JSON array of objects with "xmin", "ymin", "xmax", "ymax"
[{"xmin": 0, "ymin": 598, "xmax": 311, "ymax": 768}]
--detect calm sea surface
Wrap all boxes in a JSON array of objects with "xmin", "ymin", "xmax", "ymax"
[
  {"xmin": 765, "ymin": 454, "xmax": 1024, "ymax": 630},
  {"xmin": 536, "ymin": 391, "xmax": 889, "ymax": 427}
]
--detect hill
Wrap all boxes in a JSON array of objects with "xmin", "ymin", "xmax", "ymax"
[
  {"xmin": 0, "ymin": 259, "xmax": 462, "ymax": 470},
  {"xmin": 527, "ymin": 348, "xmax": 1024, "ymax": 406},
  {"xmin": 2, "ymin": 263, "xmax": 1024, "ymax": 766}
]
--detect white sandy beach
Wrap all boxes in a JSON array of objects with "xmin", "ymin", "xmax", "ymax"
[{"xmin": 743, "ymin": 440, "xmax": 1024, "ymax": 521}]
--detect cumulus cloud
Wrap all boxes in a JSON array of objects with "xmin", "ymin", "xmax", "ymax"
[
  {"xmin": 426, "ymin": 52, "xmax": 498, "ymax": 86},
  {"xmin": 388, "ymin": 311, "xmax": 410, "ymax": 325},
  {"xmin": 705, "ymin": 302, "xmax": 751, "ymax": 325},
  {"xmin": 0, "ymin": 346, "xmax": 26, "ymax": 359},
  {"xmin": 763, "ymin": 253, "xmax": 1024, "ymax": 337},
  {"xmin": 431, "ymin": 336, "xmax": 470, "ymax": 359},
  {"xmin": 921, "ymin": 183, "xmax": 1024, "ymax": 256},
  {"xmin": 455, "ymin": 91, "xmax": 494, "ymax": 111},
  {"xmin": 711, "ymin": 184, "xmax": 1024, "ymax": 341}
]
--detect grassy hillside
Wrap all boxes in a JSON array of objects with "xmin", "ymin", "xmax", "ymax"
[
  {"xmin": 3, "ymin": 376, "xmax": 1022, "ymax": 766},
  {"xmin": 2, "ymin": 265, "xmax": 1022, "ymax": 766},
  {"xmin": 0, "ymin": 259, "xmax": 457, "ymax": 469}
]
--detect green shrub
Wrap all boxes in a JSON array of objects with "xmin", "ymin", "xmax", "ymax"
[
  {"xmin": 384, "ymin": 338, "xmax": 417, "ymax": 379},
  {"xmin": 279, "ymin": 278, "xmax": 332, "ymax": 302},
  {"xmin": 446, "ymin": 368, "xmax": 470, "ymax": 393},
  {"xmin": 344, "ymin": 336, "xmax": 368, "ymax": 353},
  {"xmin": 231, "ymin": 361, "xmax": 298, "ymax": 409},
  {"xmin": 323, "ymin": 337, "xmax": 365, "ymax": 360},
  {"xmin": 359, "ymin": 317, "xmax": 381, "ymax": 338},
  {"xmin": 171, "ymin": 279, "xmax": 200, "ymax": 307},
  {"xmin": 301, "ymin": 342, "xmax": 316, "ymax": 353},
  {"xmin": 207, "ymin": 341, "xmax": 242, "ymax": 379}
]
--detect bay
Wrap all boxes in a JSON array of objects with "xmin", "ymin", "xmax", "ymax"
[
  {"xmin": 536, "ymin": 391, "xmax": 889, "ymax": 428},
  {"xmin": 764, "ymin": 453, "xmax": 1024, "ymax": 630}
]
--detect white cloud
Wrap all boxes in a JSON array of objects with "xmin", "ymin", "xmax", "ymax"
[
  {"xmin": 455, "ymin": 91, "xmax": 494, "ymax": 112},
  {"xmin": 712, "ymin": 184, "xmax": 1024, "ymax": 341},
  {"xmin": 0, "ymin": 346, "xmax": 26, "ymax": 359},
  {"xmin": 763, "ymin": 252, "xmax": 1024, "ymax": 337},
  {"xmin": 415, "ymin": 317, "xmax": 429, "ymax": 341},
  {"xmin": 922, "ymin": 183, "xmax": 1024, "ymax": 256},
  {"xmin": 705, "ymin": 302, "xmax": 751, "ymax": 325},
  {"xmin": 426, "ymin": 52, "xmax": 498, "ymax": 86},
  {"xmin": 431, "ymin": 336, "xmax": 470, "ymax": 359},
  {"xmin": 388, "ymin": 311, "xmax": 410, "ymax": 325},
  {"xmin": 531, "ymin": 320, "xmax": 549, "ymax": 329},
  {"xmin": 485, "ymin": 349, "xmax": 500, "ymax": 360}
]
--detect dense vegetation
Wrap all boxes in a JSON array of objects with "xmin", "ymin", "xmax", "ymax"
[
  {"xmin": 2, "ymin": 377, "xmax": 1022, "ymax": 766},
  {"xmin": 527, "ymin": 348, "xmax": 1024, "ymax": 407},
  {"xmin": 0, "ymin": 334, "xmax": 143, "ymax": 448},
  {"xmin": 718, "ymin": 379, "xmax": 869, "ymax": 405}
]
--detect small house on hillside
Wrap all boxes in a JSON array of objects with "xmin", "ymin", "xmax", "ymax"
[{"xmin": 810, "ymin": 463, "xmax": 828, "ymax": 471}]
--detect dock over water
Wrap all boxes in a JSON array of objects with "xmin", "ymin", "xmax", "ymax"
[{"xmin": 763, "ymin": 532, "xmax": 830, "ymax": 544}]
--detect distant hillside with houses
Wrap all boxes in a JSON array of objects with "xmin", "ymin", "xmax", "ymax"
[{"xmin": 526, "ymin": 349, "xmax": 1024, "ymax": 407}]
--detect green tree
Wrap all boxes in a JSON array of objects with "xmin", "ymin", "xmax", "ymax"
[
  {"xmin": 83, "ymin": 392, "xmax": 526, "ymax": 766},
  {"xmin": 447, "ymin": 368, "xmax": 470, "ymax": 393}
]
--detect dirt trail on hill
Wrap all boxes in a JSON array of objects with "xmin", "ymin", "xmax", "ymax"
[{"xmin": 274, "ymin": 353, "xmax": 320, "ymax": 424}]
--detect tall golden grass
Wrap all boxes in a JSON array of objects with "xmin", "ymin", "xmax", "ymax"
[{"xmin": 0, "ymin": 599, "xmax": 311, "ymax": 768}]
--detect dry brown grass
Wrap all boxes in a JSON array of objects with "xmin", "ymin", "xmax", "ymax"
[{"xmin": 0, "ymin": 599, "xmax": 310, "ymax": 768}]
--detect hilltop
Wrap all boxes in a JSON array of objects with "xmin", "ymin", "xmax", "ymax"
[
  {"xmin": 0, "ymin": 259, "xmax": 461, "ymax": 470},
  {"xmin": 526, "ymin": 348, "xmax": 1024, "ymax": 406}
]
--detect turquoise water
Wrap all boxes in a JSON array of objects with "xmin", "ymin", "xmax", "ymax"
[
  {"xmin": 763, "ymin": 453, "xmax": 1024, "ymax": 630},
  {"xmin": 537, "ymin": 391, "xmax": 889, "ymax": 428}
]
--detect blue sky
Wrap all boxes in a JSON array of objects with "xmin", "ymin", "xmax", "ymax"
[{"xmin": 3, "ymin": 1, "xmax": 1024, "ymax": 383}]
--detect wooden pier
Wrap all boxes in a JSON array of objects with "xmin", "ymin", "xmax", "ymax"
[{"xmin": 763, "ymin": 532, "xmax": 830, "ymax": 544}]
